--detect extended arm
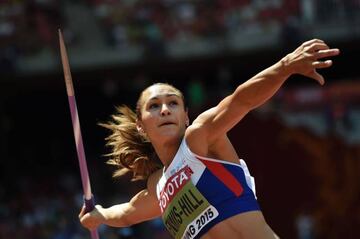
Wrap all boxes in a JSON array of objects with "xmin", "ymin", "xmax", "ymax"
[
  {"xmin": 79, "ymin": 173, "xmax": 162, "ymax": 230},
  {"xmin": 187, "ymin": 39, "xmax": 340, "ymax": 146}
]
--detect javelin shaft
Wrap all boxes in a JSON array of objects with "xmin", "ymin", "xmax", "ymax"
[
  {"xmin": 59, "ymin": 29, "xmax": 92, "ymax": 200},
  {"xmin": 59, "ymin": 29, "xmax": 99, "ymax": 239}
]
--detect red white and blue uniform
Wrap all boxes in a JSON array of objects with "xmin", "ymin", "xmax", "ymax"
[{"xmin": 156, "ymin": 139, "xmax": 260, "ymax": 239}]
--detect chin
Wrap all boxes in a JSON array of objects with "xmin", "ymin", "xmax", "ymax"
[
  {"xmin": 160, "ymin": 131, "xmax": 179, "ymax": 138},
  {"xmin": 157, "ymin": 129, "xmax": 182, "ymax": 140}
]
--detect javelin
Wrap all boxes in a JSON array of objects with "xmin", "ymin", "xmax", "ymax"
[{"xmin": 58, "ymin": 29, "xmax": 99, "ymax": 239}]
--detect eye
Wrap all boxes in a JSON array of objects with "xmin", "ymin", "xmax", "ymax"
[
  {"xmin": 169, "ymin": 100, "xmax": 178, "ymax": 106},
  {"xmin": 149, "ymin": 103, "xmax": 159, "ymax": 109}
]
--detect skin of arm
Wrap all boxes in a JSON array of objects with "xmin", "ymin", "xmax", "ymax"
[
  {"xmin": 79, "ymin": 170, "xmax": 162, "ymax": 230},
  {"xmin": 186, "ymin": 39, "xmax": 340, "ymax": 150}
]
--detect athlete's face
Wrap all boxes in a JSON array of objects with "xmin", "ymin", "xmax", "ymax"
[{"xmin": 137, "ymin": 84, "xmax": 189, "ymax": 142}]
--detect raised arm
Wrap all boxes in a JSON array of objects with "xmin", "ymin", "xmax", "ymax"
[{"xmin": 187, "ymin": 39, "xmax": 340, "ymax": 147}]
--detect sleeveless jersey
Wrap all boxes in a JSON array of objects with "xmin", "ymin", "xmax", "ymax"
[{"xmin": 156, "ymin": 139, "xmax": 260, "ymax": 239}]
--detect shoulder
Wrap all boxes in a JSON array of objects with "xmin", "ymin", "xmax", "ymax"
[
  {"xmin": 185, "ymin": 106, "xmax": 224, "ymax": 156},
  {"xmin": 185, "ymin": 122, "xmax": 209, "ymax": 156},
  {"xmin": 192, "ymin": 107, "xmax": 218, "ymax": 126}
]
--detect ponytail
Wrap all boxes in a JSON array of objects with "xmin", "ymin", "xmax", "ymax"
[{"xmin": 99, "ymin": 105, "xmax": 161, "ymax": 181}]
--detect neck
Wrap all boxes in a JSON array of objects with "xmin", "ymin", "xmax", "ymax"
[{"xmin": 151, "ymin": 137, "xmax": 182, "ymax": 167}]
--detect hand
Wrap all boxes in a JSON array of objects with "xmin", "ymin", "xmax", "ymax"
[
  {"xmin": 282, "ymin": 39, "xmax": 340, "ymax": 85},
  {"xmin": 78, "ymin": 204, "xmax": 105, "ymax": 230}
]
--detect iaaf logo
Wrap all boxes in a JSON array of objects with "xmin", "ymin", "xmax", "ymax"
[{"xmin": 159, "ymin": 165, "xmax": 193, "ymax": 212}]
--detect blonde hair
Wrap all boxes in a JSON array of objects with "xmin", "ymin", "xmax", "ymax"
[
  {"xmin": 100, "ymin": 105, "xmax": 160, "ymax": 181},
  {"xmin": 101, "ymin": 83, "xmax": 185, "ymax": 181}
]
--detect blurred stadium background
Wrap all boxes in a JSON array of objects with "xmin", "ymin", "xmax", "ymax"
[{"xmin": 0, "ymin": 0, "xmax": 359, "ymax": 238}]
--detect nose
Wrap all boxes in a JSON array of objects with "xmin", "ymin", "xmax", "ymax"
[{"xmin": 160, "ymin": 103, "xmax": 171, "ymax": 116}]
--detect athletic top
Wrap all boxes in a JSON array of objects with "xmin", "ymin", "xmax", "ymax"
[{"xmin": 156, "ymin": 139, "xmax": 260, "ymax": 239}]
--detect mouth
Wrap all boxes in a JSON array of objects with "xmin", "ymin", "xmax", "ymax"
[{"xmin": 159, "ymin": 122, "xmax": 176, "ymax": 127}]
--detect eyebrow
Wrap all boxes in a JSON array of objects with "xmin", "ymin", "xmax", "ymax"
[{"xmin": 148, "ymin": 93, "xmax": 180, "ymax": 101}]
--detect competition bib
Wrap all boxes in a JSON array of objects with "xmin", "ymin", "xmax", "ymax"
[{"xmin": 159, "ymin": 166, "xmax": 219, "ymax": 239}]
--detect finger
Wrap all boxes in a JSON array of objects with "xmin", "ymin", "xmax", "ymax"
[
  {"xmin": 302, "ymin": 39, "xmax": 324, "ymax": 47},
  {"xmin": 79, "ymin": 212, "xmax": 92, "ymax": 226},
  {"xmin": 315, "ymin": 49, "xmax": 340, "ymax": 59},
  {"xmin": 307, "ymin": 42, "xmax": 330, "ymax": 52},
  {"xmin": 312, "ymin": 60, "xmax": 333, "ymax": 69},
  {"xmin": 79, "ymin": 205, "xmax": 86, "ymax": 218},
  {"xmin": 308, "ymin": 71, "xmax": 325, "ymax": 85},
  {"xmin": 80, "ymin": 214, "xmax": 98, "ymax": 231}
]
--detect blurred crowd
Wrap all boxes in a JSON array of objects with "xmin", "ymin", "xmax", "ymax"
[
  {"xmin": 1, "ymin": 0, "xmax": 360, "ymax": 72},
  {"xmin": 0, "ymin": 0, "xmax": 69, "ymax": 72},
  {"xmin": 0, "ymin": 173, "xmax": 171, "ymax": 239},
  {"xmin": 89, "ymin": 0, "xmax": 300, "ymax": 50}
]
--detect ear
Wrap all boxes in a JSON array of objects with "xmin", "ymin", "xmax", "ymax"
[
  {"xmin": 136, "ymin": 120, "xmax": 145, "ymax": 134},
  {"xmin": 185, "ymin": 109, "xmax": 190, "ymax": 127}
]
